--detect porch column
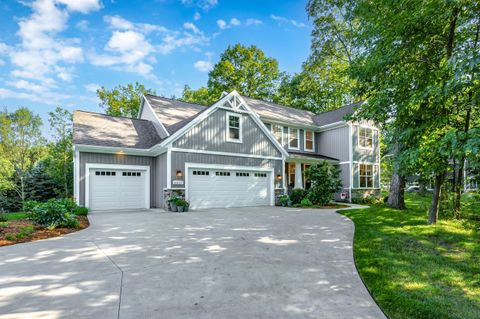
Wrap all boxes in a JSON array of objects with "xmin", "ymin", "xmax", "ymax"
[{"xmin": 294, "ymin": 162, "xmax": 303, "ymax": 189}]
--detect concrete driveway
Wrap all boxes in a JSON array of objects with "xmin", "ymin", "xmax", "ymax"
[{"xmin": 0, "ymin": 207, "xmax": 385, "ymax": 319}]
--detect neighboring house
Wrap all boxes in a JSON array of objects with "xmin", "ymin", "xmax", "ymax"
[{"xmin": 73, "ymin": 90, "xmax": 380, "ymax": 211}]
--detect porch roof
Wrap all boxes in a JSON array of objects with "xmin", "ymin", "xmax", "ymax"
[{"xmin": 288, "ymin": 152, "xmax": 339, "ymax": 163}]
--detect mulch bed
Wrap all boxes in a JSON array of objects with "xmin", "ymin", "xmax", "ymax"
[{"xmin": 0, "ymin": 216, "xmax": 89, "ymax": 247}]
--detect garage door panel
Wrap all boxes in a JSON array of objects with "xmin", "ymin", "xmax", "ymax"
[
  {"xmin": 188, "ymin": 168, "xmax": 272, "ymax": 209},
  {"xmin": 89, "ymin": 169, "xmax": 147, "ymax": 211}
]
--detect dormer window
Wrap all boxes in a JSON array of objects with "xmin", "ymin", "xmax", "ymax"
[{"xmin": 227, "ymin": 112, "xmax": 242, "ymax": 143}]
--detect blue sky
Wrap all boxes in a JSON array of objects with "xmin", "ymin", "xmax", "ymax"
[{"xmin": 0, "ymin": 0, "xmax": 312, "ymax": 137}]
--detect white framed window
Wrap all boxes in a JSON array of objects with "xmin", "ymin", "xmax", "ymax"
[
  {"xmin": 288, "ymin": 163, "xmax": 296, "ymax": 187},
  {"xmin": 304, "ymin": 130, "xmax": 314, "ymax": 151},
  {"xmin": 358, "ymin": 127, "xmax": 373, "ymax": 149},
  {"xmin": 226, "ymin": 112, "xmax": 242, "ymax": 143},
  {"xmin": 271, "ymin": 124, "xmax": 284, "ymax": 145},
  {"xmin": 359, "ymin": 164, "xmax": 373, "ymax": 188},
  {"xmin": 288, "ymin": 127, "xmax": 299, "ymax": 150}
]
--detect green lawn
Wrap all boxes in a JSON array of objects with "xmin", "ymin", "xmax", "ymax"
[
  {"xmin": 5, "ymin": 212, "xmax": 28, "ymax": 221},
  {"xmin": 338, "ymin": 193, "xmax": 480, "ymax": 319}
]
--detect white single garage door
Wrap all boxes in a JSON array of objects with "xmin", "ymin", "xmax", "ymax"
[
  {"xmin": 187, "ymin": 167, "xmax": 272, "ymax": 209},
  {"xmin": 89, "ymin": 168, "xmax": 148, "ymax": 211}
]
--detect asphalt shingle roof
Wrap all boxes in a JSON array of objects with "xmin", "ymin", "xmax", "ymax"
[
  {"xmin": 144, "ymin": 94, "xmax": 207, "ymax": 127},
  {"xmin": 312, "ymin": 102, "xmax": 362, "ymax": 126},
  {"xmin": 73, "ymin": 111, "xmax": 162, "ymax": 149}
]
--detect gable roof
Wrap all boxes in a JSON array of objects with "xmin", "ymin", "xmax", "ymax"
[
  {"xmin": 73, "ymin": 111, "xmax": 162, "ymax": 149},
  {"xmin": 144, "ymin": 94, "xmax": 207, "ymax": 128},
  {"xmin": 312, "ymin": 102, "xmax": 362, "ymax": 127},
  {"xmin": 242, "ymin": 96, "xmax": 316, "ymax": 126}
]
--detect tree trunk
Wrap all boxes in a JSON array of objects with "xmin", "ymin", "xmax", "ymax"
[
  {"xmin": 388, "ymin": 171, "xmax": 406, "ymax": 209},
  {"xmin": 429, "ymin": 172, "xmax": 446, "ymax": 224}
]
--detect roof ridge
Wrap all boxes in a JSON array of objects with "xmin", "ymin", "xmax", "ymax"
[
  {"xmin": 74, "ymin": 110, "xmax": 153, "ymax": 122},
  {"xmin": 144, "ymin": 93, "xmax": 209, "ymax": 108},
  {"xmin": 242, "ymin": 95, "xmax": 316, "ymax": 116}
]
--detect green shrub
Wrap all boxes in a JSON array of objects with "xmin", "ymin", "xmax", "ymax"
[
  {"xmin": 28, "ymin": 199, "xmax": 79, "ymax": 229},
  {"xmin": 0, "ymin": 212, "xmax": 7, "ymax": 222},
  {"xmin": 279, "ymin": 195, "xmax": 289, "ymax": 206},
  {"xmin": 5, "ymin": 233, "xmax": 15, "ymax": 241},
  {"xmin": 352, "ymin": 195, "xmax": 381, "ymax": 205},
  {"xmin": 300, "ymin": 198, "xmax": 313, "ymax": 206},
  {"xmin": 15, "ymin": 225, "xmax": 34, "ymax": 239},
  {"xmin": 0, "ymin": 222, "xmax": 8, "ymax": 228},
  {"xmin": 75, "ymin": 207, "xmax": 89, "ymax": 216},
  {"xmin": 175, "ymin": 198, "xmax": 189, "ymax": 207},
  {"xmin": 290, "ymin": 189, "xmax": 308, "ymax": 205},
  {"xmin": 306, "ymin": 162, "xmax": 342, "ymax": 205}
]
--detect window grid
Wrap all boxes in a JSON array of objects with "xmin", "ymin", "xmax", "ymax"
[
  {"xmin": 215, "ymin": 171, "xmax": 231, "ymax": 176},
  {"xmin": 228, "ymin": 114, "xmax": 241, "ymax": 141},
  {"xmin": 288, "ymin": 127, "xmax": 299, "ymax": 149},
  {"xmin": 305, "ymin": 130, "xmax": 314, "ymax": 151},
  {"xmin": 359, "ymin": 164, "xmax": 373, "ymax": 188},
  {"xmin": 95, "ymin": 171, "xmax": 116, "ymax": 176},
  {"xmin": 193, "ymin": 170, "xmax": 209, "ymax": 176},
  {"xmin": 359, "ymin": 127, "xmax": 373, "ymax": 149},
  {"xmin": 236, "ymin": 172, "xmax": 250, "ymax": 177},
  {"xmin": 271, "ymin": 124, "xmax": 283, "ymax": 145},
  {"xmin": 254, "ymin": 173, "xmax": 267, "ymax": 177}
]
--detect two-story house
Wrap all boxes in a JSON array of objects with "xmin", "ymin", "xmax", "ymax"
[{"xmin": 73, "ymin": 90, "xmax": 380, "ymax": 210}]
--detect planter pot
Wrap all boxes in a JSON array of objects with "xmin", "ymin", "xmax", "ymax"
[
  {"xmin": 177, "ymin": 206, "xmax": 185, "ymax": 212},
  {"xmin": 184, "ymin": 205, "xmax": 189, "ymax": 212},
  {"xmin": 170, "ymin": 202, "xmax": 178, "ymax": 212},
  {"xmin": 287, "ymin": 200, "xmax": 293, "ymax": 207}
]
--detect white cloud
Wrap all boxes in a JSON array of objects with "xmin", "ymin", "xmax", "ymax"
[
  {"xmin": 76, "ymin": 20, "xmax": 90, "ymax": 31},
  {"xmin": 229, "ymin": 18, "xmax": 241, "ymax": 26},
  {"xmin": 183, "ymin": 22, "xmax": 201, "ymax": 34},
  {"xmin": 181, "ymin": 0, "xmax": 217, "ymax": 11},
  {"xmin": 270, "ymin": 14, "xmax": 306, "ymax": 28},
  {"xmin": 216, "ymin": 17, "xmax": 242, "ymax": 30},
  {"xmin": 193, "ymin": 60, "xmax": 212, "ymax": 72},
  {"xmin": 104, "ymin": 15, "xmax": 135, "ymax": 30},
  {"xmin": 56, "ymin": 0, "xmax": 102, "ymax": 13},
  {"xmin": 3, "ymin": 0, "xmax": 102, "ymax": 101},
  {"xmin": 216, "ymin": 19, "xmax": 227, "ymax": 30},
  {"xmin": 194, "ymin": 12, "xmax": 201, "ymax": 20},
  {"xmin": 246, "ymin": 18, "xmax": 262, "ymax": 26},
  {"xmin": 84, "ymin": 83, "xmax": 100, "ymax": 93}
]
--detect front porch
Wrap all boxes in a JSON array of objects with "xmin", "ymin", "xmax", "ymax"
[{"xmin": 285, "ymin": 152, "xmax": 340, "ymax": 192}]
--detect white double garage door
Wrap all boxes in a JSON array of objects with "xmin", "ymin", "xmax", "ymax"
[
  {"xmin": 187, "ymin": 166, "xmax": 274, "ymax": 210},
  {"xmin": 88, "ymin": 165, "xmax": 273, "ymax": 211}
]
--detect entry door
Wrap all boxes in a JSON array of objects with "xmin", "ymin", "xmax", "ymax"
[
  {"xmin": 188, "ymin": 168, "xmax": 272, "ymax": 209},
  {"xmin": 89, "ymin": 169, "xmax": 147, "ymax": 210}
]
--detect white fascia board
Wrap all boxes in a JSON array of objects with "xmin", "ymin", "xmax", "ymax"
[
  {"xmin": 75, "ymin": 143, "xmax": 167, "ymax": 157},
  {"xmin": 318, "ymin": 121, "xmax": 349, "ymax": 132},
  {"xmin": 170, "ymin": 147, "xmax": 283, "ymax": 161},
  {"xmin": 142, "ymin": 94, "xmax": 170, "ymax": 138},
  {"xmin": 73, "ymin": 145, "xmax": 80, "ymax": 205}
]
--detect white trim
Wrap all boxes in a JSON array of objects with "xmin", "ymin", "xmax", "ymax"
[
  {"xmin": 357, "ymin": 125, "xmax": 374, "ymax": 150},
  {"xmin": 339, "ymin": 161, "xmax": 350, "ymax": 165},
  {"xmin": 287, "ymin": 127, "xmax": 300, "ymax": 150},
  {"xmin": 355, "ymin": 163, "xmax": 381, "ymax": 189},
  {"xmin": 225, "ymin": 111, "xmax": 243, "ymax": 143},
  {"xmin": 262, "ymin": 118, "xmax": 319, "ymax": 131},
  {"xmin": 74, "ymin": 143, "xmax": 165, "ymax": 157},
  {"xmin": 170, "ymin": 147, "xmax": 283, "ymax": 160},
  {"xmin": 184, "ymin": 162, "xmax": 275, "ymax": 206},
  {"xmin": 73, "ymin": 146, "xmax": 80, "ymax": 205},
  {"xmin": 318, "ymin": 121, "xmax": 348, "ymax": 132},
  {"xmin": 167, "ymin": 147, "xmax": 172, "ymax": 188},
  {"xmin": 142, "ymin": 95, "xmax": 170, "ymax": 137},
  {"xmin": 303, "ymin": 129, "xmax": 315, "ymax": 152},
  {"xmin": 84, "ymin": 163, "xmax": 150, "ymax": 210},
  {"xmin": 270, "ymin": 124, "xmax": 284, "ymax": 147},
  {"xmin": 282, "ymin": 158, "xmax": 286, "ymax": 190},
  {"xmin": 348, "ymin": 123, "xmax": 353, "ymax": 202}
]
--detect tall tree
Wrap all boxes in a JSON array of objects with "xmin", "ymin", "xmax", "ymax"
[
  {"xmin": 97, "ymin": 82, "xmax": 156, "ymax": 118},
  {"xmin": 0, "ymin": 108, "xmax": 44, "ymax": 210},
  {"xmin": 207, "ymin": 44, "xmax": 282, "ymax": 100},
  {"xmin": 47, "ymin": 107, "xmax": 73, "ymax": 198}
]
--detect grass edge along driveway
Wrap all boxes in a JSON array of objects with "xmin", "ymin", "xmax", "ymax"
[{"xmin": 338, "ymin": 194, "xmax": 480, "ymax": 319}]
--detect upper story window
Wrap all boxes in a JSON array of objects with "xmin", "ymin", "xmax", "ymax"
[
  {"xmin": 226, "ymin": 112, "xmax": 242, "ymax": 143},
  {"xmin": 304, "ymin": 130, "xmax": 314, "ymax": 151},
  {"xmin": 288, "ymin": 127, "xmax": 299, "ymax": 150},
  {"xmin": 359, "ymin": 127, "xmax": 374, "ymax": 149},
  {"xmin": 271, "ymin": 124, "xmax": 283, "ymax": 145}
]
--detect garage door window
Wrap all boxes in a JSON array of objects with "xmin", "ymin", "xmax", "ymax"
[
  {"xmin": 215, "ymin": 171, "xmax": 231, "ymax": 176},
  {"xmin": 236, "ymin": 172, "xmax": 250, "ymax": 177},
  {"xmin": 122, "ymin": 172, "xmax": 142, "ymax": 177},
  {"xmin": 193, "ymin": 170, "xmax": 209, "ymax": 175},
  {"xmin": 95, "ymin": 171, "xmax": 116, "ymax": 176},
  {"xmin": 254, "ymin": 173, "xmax": 267, "ymax": 177}
]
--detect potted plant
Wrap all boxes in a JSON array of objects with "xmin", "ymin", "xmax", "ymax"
[
  {"xmin": 168, "ymin": 196, "xmax": 179, "ymax": 212},
  {"xmin": 176, "ymin": 198, "xmax": 189, "ymax": 213},
  {"xmin": 279, "ymin": 195, "xmax": 289, "ymax": 207}
]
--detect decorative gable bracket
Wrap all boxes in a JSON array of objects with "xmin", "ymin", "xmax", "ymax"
[{"xmin": 220, "ymin": 94, "xmax": 249, "ymax": 112}]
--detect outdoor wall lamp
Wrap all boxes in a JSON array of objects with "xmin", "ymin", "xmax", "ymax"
[
  {"xmin": 276, "ymin": 174, "xmax": 282, "ymax": 180},
  {"xmin": 176, "ymin": 170, "xmax": 183, "ymax": 178}
]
